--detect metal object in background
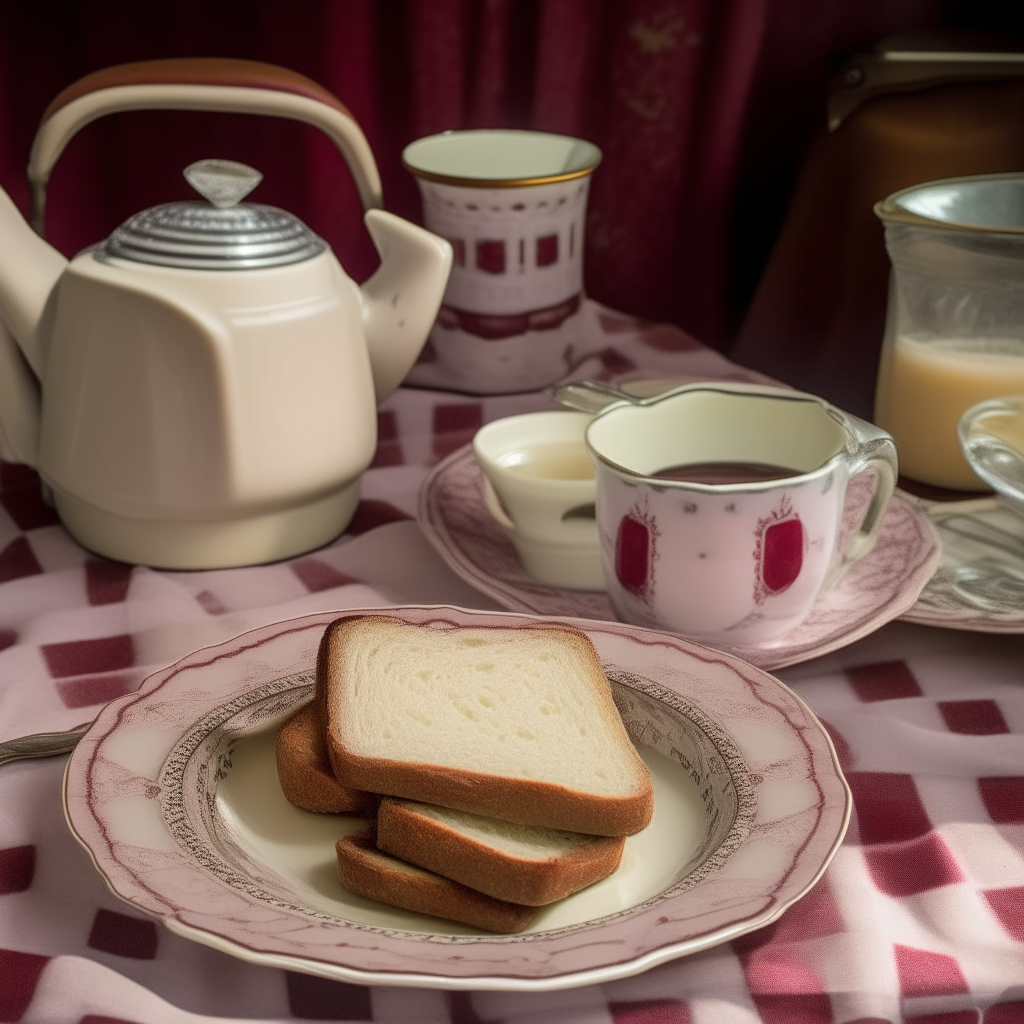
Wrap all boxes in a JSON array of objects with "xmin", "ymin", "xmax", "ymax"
[{"xmin": 829, "ymin": 33, "xmax": 1024, "ymax": 132}]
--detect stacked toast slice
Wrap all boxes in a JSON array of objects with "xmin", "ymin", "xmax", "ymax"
[{"xmin": 276, "ymin": 615, "xmax": 654, "ymax": 932}]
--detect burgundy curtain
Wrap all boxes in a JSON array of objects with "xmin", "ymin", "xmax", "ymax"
[{"xmin": 0, "ymin": 0, "xmax": 949, "ymax": 363}]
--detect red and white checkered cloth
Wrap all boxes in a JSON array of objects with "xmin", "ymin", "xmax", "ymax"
[{"xmin": 1, "ymin": 304, "xmax": 1022, "ymax": 1023}]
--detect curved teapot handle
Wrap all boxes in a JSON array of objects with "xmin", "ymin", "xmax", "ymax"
[{"xmin": 27, "ymin": 57, "xmax": 383, "ymax": 233}]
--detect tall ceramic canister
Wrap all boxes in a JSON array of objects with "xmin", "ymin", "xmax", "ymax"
[
  {"xmin": 874, "ymin": 173, "xmax": 1024, "ymax": 490},
  {"xmin": 402, "ymin": 129, "xmax": 602, "ymax": 394}
]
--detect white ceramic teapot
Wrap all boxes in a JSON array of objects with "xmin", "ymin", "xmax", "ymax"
[{"xmin": 0, "ymin": 59, "xmax": 451, "ymax": 569}]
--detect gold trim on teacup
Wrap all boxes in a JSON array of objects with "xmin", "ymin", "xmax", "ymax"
[{"xmin": 401, "ymin": 162, "xmax": 599, "ymax": 189}]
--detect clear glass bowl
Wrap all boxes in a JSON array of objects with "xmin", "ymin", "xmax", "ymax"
[{"xmin": 959, "ymin": 395, "xmax": 1024, "ymax": 516}]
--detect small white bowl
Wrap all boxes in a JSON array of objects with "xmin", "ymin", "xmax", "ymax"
[
  {"xmin": 472, "ymin": 411, "xmax": 604, "ymax": 591},
  {"xmin": 479, "ymin": 477, "xmax": 604, "ymax": 590},
  {"xmin": 959, "ymin": 395, "xmax": 1024, "ymax": 517}
]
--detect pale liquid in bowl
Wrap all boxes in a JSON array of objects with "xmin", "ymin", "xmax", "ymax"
[
  {"xmin": 985, "ymin": 411, "xmax": 1024, "ymax": 453},
  {"xmin": 875, "ymin": 335, "xmax": 1024, "ymax": 489},
  {"xmin": 501, "ymin": 440, "xmax": 595, "ymax": 480}
]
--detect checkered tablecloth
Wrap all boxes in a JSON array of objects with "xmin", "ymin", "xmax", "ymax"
[{"xmin": 1, "ymin": 303, "xmax": 1022, "ymax": 1024}]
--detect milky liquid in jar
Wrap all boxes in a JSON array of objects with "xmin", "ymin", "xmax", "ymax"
[{"xmin": 875, "ymin": 335, "xmax": 1024, "ymax": 489}]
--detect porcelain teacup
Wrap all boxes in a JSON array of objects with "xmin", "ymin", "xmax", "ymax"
[
  {"xmin": 472, "ymin": 411, "xmax": 603, "ymax": 590},
  {"xmin": 586, "ymin": 382, "xmax": 898, "ymax": 644}
]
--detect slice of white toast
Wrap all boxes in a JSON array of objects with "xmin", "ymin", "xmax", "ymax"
[
  {"xmin": 317, "ymin": 616, "xmax": 654, "ymax": 836},
  {"xmin": 335, "ymin": 826, "xmax": 536, "ymax": 933},
  {"xmin": 376, "ymin": 796, "xmax": 625, "ymax": 905}
]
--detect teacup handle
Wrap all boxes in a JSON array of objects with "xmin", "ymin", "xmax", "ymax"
[
  {"xmin": 28, "ymin": 57, "xmax": 383, "ymax": 233},
  {"xmin": 828, "ymin": 412, "xmax": 898, "ymax": 584}
]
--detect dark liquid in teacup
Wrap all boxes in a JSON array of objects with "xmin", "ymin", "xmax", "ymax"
[{"xmin": 651, "ymin": 460, "xmax": 800, "ymax": 484}]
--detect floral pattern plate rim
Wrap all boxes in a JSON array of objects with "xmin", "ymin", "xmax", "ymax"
[
  {"xmin": 418, "ymin": 446, "xmax": 941, "ymax": 671},
  {"xmin": 63, "ymin": 605, "xmax": 850, "ymax": 992}
]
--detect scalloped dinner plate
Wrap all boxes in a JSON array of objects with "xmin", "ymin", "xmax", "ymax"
[{"xmin": 64, "ymin": 605, "xmax": 850, "ymax": 991}]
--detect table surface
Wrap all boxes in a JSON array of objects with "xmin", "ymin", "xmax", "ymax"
[{"xmin": 1, "ymin": 303, "xmax": 1021, "ymax": 1024}]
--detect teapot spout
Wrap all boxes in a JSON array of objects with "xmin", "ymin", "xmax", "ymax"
[
  {"xmin": 0, "ymin": 186, "xmax": 66, "ymax": 467},
  {"xmin": 0, "ymin": 186, "xmax": 67, "ymax": 377},
  {"xmin": 360, "ymin": 210, "xmax": 452, "ymax": 403}
]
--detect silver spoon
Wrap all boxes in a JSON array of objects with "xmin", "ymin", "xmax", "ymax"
[
  {"xmin": 551, "ymin": 379, "xmax": 638, "ymax": 414},
  {"xmin": 0, "ymin": 724, "xmax": 90, "ymax": 767},
  {"xmin": 551, "ymin": 376, "xmax": 702, "ymax": 414}
]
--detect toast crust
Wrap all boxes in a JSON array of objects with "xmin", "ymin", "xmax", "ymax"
[
  {"xmin": 376, "ymin": 797, "xmax": 626, "ymax": 905},
  {"xmin": 275, "ymin": 702, "xmax": 379, "ymax": 816},
  {"xmin": 331, "ymin": 748, "xmax": 651, "ymax": 835},
  {"xmin": 335, "ymin": 827, "xmax": 536, "ymax": 933},
  {"xmin": 317, "ymin": 615, "xmax": 655, "ymax": 837}
]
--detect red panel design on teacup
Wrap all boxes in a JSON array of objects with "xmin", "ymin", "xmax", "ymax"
[
  {"xmin": 476, "ymin": 239, "xmax": 506, "ymax": 274},
  {"xmin": 616, "ymin": 504, "xmax": 658, "ymax": 600},
  {"xmin": 536, "ymin": 234, "xmax": 559, "ymax": 266},
  {"xmin": 753, "ymin": 496, "xmax": 805, "ymax": 604},
  {"xmin": 763, "ymin": 519, "xmax": 804, "ymax": 592}
]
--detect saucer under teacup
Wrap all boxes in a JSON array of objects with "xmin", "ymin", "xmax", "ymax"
[{"xmin": 420, "ymin": 441, "xmax": 940, "ymax": 670}]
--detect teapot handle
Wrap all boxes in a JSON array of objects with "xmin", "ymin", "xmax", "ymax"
[{"xmin": 28, "ymin": 57, "xmax": 383, "ymax": 233}]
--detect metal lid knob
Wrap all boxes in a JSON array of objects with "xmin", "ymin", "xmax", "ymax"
[
  {"xmin": 102, "ymin": 159, "xmax": 326, "ymax": 270},
  {"xmin": 183, "ymin": 159, "xmax": 263, "ymax": 208}
]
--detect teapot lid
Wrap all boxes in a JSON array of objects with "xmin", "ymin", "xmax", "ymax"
[{"xmin": 102, "ymin": 159, "xmax": 327, "ymax": 270}]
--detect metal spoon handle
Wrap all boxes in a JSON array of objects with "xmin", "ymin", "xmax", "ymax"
[
  {"xmin": 550, "ymin": 377, "xmax": 704, "ymax": 413},
  {"xmin": 550, "ymin": 379, "xmax": 637, "ymax": 414},
  {"xmin": 0, "ymin": 725, "xmax": 90, "ymax": 766}
]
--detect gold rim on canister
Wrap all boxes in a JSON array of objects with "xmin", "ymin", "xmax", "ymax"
[{"xmin": 402, "ymin": 129, "xmax": 602, "ymax": 189}]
